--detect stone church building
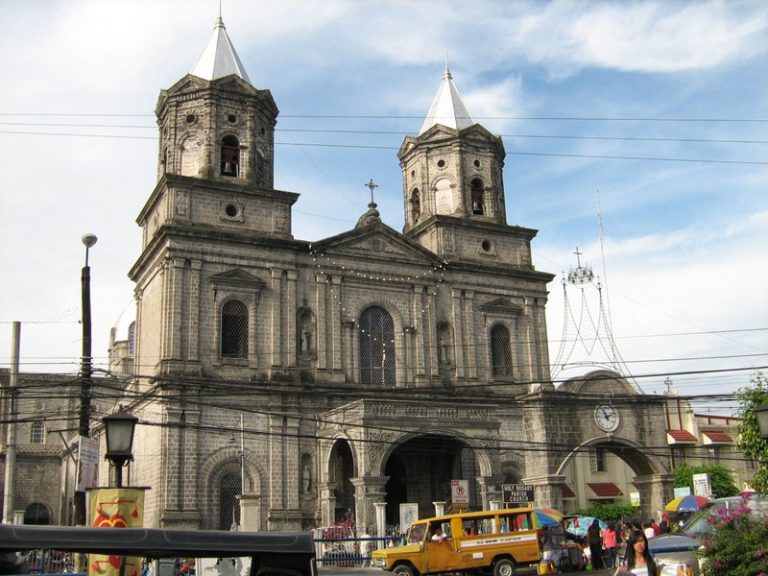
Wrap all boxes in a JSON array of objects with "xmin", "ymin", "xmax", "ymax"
[{"xmin": 97, "ymin": 17, "xmax": 675, "ymax": 531}]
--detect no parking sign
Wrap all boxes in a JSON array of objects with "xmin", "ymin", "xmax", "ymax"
[{"xmin": 451, "ymin": 479, "xmax": 469, "ymax": 505}]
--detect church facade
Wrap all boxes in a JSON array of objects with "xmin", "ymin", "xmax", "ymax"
[{"xmin": 103, "ymin": 17, "xmax": 675, "ymax": 531}]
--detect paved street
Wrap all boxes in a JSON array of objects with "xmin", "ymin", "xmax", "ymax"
[{"xmin": 319, "ymin": 566, "xmax": 615, "ymax": 576}]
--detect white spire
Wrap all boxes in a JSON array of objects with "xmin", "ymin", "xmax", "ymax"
[
  {"xmin": 419, "ymin": 66, "xmax": 474, "ymax": 134},
  {"xmin": 190, "ymin": 17, "xmax": 251, "ymax": 84}
]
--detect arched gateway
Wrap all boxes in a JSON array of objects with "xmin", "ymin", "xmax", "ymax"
[{"xmin": 317, "ymin": 401, "xmax": 501, "ymax": 530}]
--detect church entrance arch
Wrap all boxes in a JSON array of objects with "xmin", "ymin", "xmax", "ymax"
[
  {"xmin": 380, "ymin": 433, "xmax": 480, "ymax": 525},
  {"xmin": 556, "ymin": 437, "xmax": 673, "ymax": 515}
]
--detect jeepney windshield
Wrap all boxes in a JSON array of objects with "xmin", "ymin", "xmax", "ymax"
[{"xmin": 407, "ymin": 523, "xmax": 426, "ymax": 544}]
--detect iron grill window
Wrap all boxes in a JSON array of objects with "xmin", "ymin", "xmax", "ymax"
[
  {"xmin": 491, "ymin": 324, "xmax": 513, "ymax": 377},
  {"xmin": 359, "ymin": 306, "xmax": 396, "ymax": 386},
  {"xmin": 219, "ymin": 471, "xmax": 242, "ymax": 530},
  {"xmin": 221, "ymin": 300, "xmax": 248, "ymax": 358}
]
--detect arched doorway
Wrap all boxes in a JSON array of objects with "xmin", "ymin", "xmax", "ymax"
[
  {"xmin": 329, "ymin": 439, "xmax": 355, "ymax": 524},
  {"xmin": 382, "ymin": 434, "xmax": 479, "ymax": 524}
]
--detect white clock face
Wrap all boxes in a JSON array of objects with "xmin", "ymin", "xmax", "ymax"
[{"xmin": 595, "ymin": 404, "xmax": 619, "ymax": 432}]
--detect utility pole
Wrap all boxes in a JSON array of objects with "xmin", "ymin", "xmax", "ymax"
[
  {"xmin": 75, "ymin": 234, "xmax": 97, "ymax": 525},
  {"xmin": 2, "ymin": 321, "xmax": 20, "ymax": 523}
]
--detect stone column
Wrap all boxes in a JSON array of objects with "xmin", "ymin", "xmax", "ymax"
[
  {"xmin": 343, "ymin": 320, "xmax": 355, "ymax": 381},
  {"xmin": 634, "ymin": 473, "xmax": 675, "ymax": 519},
  {"xmin": 183, "ymin": 260, "xmax": 199, "ymax": 363},
  {"xmin": 464, "ymin": 291, "xmax": 477, "ymax": 379},
  {"xmin": 521, "ymin": 474, "xmax": 567, "ymax": 510},
  {"xmin": 451, "ymin": 288, "xmax": 465, "ymax": 379},
  {"xmin": 413, "ymin": 285, "xmax": 426, "ymax": 383},
  {"xmin": 331, "ymin": 276, "xmax": 343, "ymax": 372},
  {"xmin": 270, "ymin": 269, "xmax": 283, "ymax": 368},
  {"xmin": 318, "ymin": 482, "xmax": 337, "ymax": 527},
  {"xmin": 476, "ymin": 476, "xmax": 504, "ymax": 511},
  {"xmin": 286, "ymin": 270, "xmax": 297, "ymax": 366},
  {"xmin": 351, "ymin": 476, "xmax": 389, "ymax": 533},
  {"xmin": 316, "ymin": 273, "xmax": 328, "ymax": 370},
  {"xmin": 374, "ymin": 502, "xmax": 387, "ymax": 538}
]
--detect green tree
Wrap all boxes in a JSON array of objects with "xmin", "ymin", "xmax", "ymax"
[
  {"xmin": 736, "ymin": 372, "xmax": 768, "ymax": 494},
  {"xmin": 575, "ymin": 502, "xmax": 637, "ymax": 522},
  {"xmin": 673, "ymin": 464, "xmax": 739, "ymax": 498}
]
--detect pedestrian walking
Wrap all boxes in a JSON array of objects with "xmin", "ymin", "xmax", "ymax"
[
  {"xmin": 587, "ymin": 518, "xmax": 605, "ymax": 570},
  {"xmin": 602, "ymin": 521, "xmax": 618, "ymax": 569}
]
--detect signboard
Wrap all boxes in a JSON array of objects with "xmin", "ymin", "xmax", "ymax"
[
  {"xmin": 451, "ymin": 479, "xmax": 470, "ymax": 505},
  {"xmin": 674, "ymin": 486, "xmax": 692, "ymax": 498},
  {"xmin": 502, "ymin": 484, "xmax": 534, "ymax": 507},
  {"xmin": 77, "ymin": 436, "xmax": 100, "ymax": 492},
  {"xmin": 88, "ymin": 487, "xmax": 145, "ymax": 576},
  {"xmin": 399, "ymin": 503, "xmax": 419, "ymax": 531},
  {"xmin": 693, "ymin": 473, "xmax": 712, "ymax": 498}
]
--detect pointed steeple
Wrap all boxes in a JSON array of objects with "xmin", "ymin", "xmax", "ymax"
[
  {"xmin": 191, "ymin": 17, "xmax": 251, "ymax": 84},
  {"xmin": 419, "ymin": 65, "xmax": 474, "ymax": 134}
]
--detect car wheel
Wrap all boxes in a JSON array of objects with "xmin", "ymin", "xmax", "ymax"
[
  {"xmin": 393, "ymin": 564, "xmax": 415, "ymax": 576},
  {"xmin": 492, "ymin": 558, "xmax": 515, "ymax": 576}
]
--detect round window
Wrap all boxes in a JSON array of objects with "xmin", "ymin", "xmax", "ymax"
[
  {"xmin": 474, "ymin": 159, "xmax": 481, "ymax": 168},
  {"xmin": 225, "ymin": 204, "xmax": 238, "ymax": 217},
  {"xmin": 437, "ymin": 159, "xmax": 446, "ymax": 168},
  {"xmin": 481, "ymin": 239, "xmax": 492, "ymax": 252},
  {"xmin": 185, "ymin": 114, "xmax": 196, "ymax": 124},
  {"xmin": 228, "ymin": 114, "xmax": 237, "ymax": 124}
]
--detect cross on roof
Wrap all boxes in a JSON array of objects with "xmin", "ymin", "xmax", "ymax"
[
  {"xmin": 573, "ymin": 247, "xmax": 583, "ymax": 267},
  {"xmin": 365, "ymin": 178, "xmax": 379, "ymax": 204}
]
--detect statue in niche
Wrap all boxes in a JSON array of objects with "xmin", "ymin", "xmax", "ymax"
[{"xmin": 302, "ymin": 463, "xmax": 312, "ymax": 493}]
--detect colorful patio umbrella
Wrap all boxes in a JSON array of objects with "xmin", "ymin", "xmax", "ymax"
[
  {"xmin": 565, "ymin": 516, "xmax": 606, "ymax": 537},
  {"xmin": 665, "ymin": 494, "xmax": 709, "ymax": 512},
  {"xmin": 532, "ymin": 507, "xmax": 563, "ymax": 528}
]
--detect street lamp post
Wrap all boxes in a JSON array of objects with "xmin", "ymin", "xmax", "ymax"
[
  {"xmin": 102, "ymin": 408, "xmax": 138, "ymax": 488},
  {"xmin": 755, "ymin": 404, "xmax": 768, "ymax": 440},
  {"xmin": 79, "ymin": 233, "xmax": 98, "ymax": 438}
]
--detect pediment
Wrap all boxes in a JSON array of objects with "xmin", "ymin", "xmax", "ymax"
[
  {"xmin": 478, "ymin": 297, "xmax": 523, "ymax": 316},
  {"xmin": 208, "ymin": 268, "xmax": 265, "ymax": 289},
  {"xmin": 313, "ymin": 223, "xmax": 443, "ymax": 268}
]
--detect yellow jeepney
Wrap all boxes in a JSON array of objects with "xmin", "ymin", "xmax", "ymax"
[{"xmin": 371, "ymin": 507, "xmax": 541, "ymax": 576}]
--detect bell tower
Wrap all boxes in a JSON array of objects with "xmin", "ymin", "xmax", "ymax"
[
  {"xmin": 155, "ymin": 17, "xmax": 277, "ymax": 188},
  {"xmin": 399, "ymin": 66, "xmax": 507, "ymax": 233},
  {"xmin": 400, "ymin": 67, "xmax": 535, "ymax": 269}
]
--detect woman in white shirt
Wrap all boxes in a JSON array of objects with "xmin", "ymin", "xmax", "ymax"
[{"xmin": 615, "ymin": 529, "xmax": 658, "ymax": 576}]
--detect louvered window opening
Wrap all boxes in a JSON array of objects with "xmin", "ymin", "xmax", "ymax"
[
  {"xmin": 221, "ymin": 300, "xmax": 248, "ymax": 358},
  {"xmin": 219, "ymin": 471, "xmax": 242, "ymax": 530},
  {"xmin": 491, "ymin": 324, "xmax": 513, "ymax": 377},
  {"xmin": 359, "ymin": 306, "xmax": 396, "ymax": 386}
]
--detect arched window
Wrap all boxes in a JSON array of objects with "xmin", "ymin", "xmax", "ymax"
[
  {"xmin": 490, "ymin": 324, "xmax": 513, "ymax": 377},
  {"xmin": 30, "ymin": 421, "xmax": 45, "ymax": 444},
  {"xmin": 359, "ymin": 306, "xmax": 396, "ymax": 386},
  {"xmin": 219, "ymin": 471, "xmax": 242, "ymax": 530},
  {"xmin": 221, "ymin": 300, "xmax": 248, "ymax": 358},
  {"xmin": 410, "ymin": 189, "xmax": 421, "ymax": 223},
  {"xmin": 24, "ymin": 502, "xmax": 50, "ymax": 525},
  {"xmin": 220, "ymin": 135, "xmax": 240, "ymax": 177},
  {"xmin": 471, "ymin": 178, "xmax": 485, "ymax": 215},
  {"xmin": 127, "ymin": 321, "xmax": 136, "ymax": 356}
]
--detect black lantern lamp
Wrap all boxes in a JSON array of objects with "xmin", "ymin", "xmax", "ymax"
[
  {"xmin": 102, "ymin": 408, "xmax": 138, "ymax": 487},
  {"xmin": 755, "ymin": 404, "xmax": 768, "ymax": 440}
]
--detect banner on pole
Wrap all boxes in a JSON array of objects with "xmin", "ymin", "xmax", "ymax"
[{"xmin": 88, "ymin": 487, "xmax": 145, "ymax": 576}]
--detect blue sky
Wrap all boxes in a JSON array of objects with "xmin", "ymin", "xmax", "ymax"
[{"xmin": 0, "ymin": 0, "xmax": 766, "ymax": 412}]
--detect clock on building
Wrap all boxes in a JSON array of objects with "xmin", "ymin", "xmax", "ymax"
[{"xmin": 594, "ymin": 404, "xmax": 619, "ymax": 432}]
